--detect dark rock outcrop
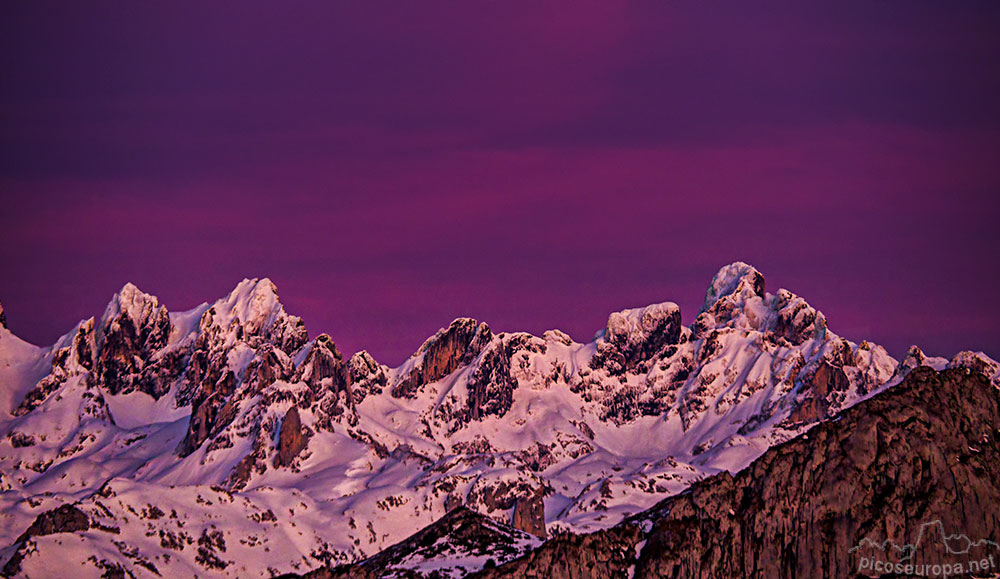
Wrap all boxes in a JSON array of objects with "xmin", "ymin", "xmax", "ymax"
[
  {"xmin": 3, "ymin": 505, "xmax": 91, "ymax": 577},
  {"xmin": 243, "ymin": 344, "xmax": 293, "ymax": 393},
  {"xmin": 0, "ymin": 300, "xmax": 6, "ymax": 329},
  {"xmin": 466, "ymin": 334, "xmax": 544, "ymax": 421},
  {"xmin": 347, "ymin": 350, "xmax": 388, "ymax": 404},
  {"xmin": 178, "ymin": 368, "xmax": 238, "ymax": 456},
  {"xmin": 464, "ymin": 476, "xmax": 550, "ymax": 537},
  {"xmin": 474, "ymin": 524, "xmax": 642, "ymax": 578},
  {"xmin": 282, "ymin": 508, "xmax": 539, "ymax": 579},
  {"xmin": 17, "ymin": 504, "xmax": 90, "ymax": 540},
  {"xmin": 772, "ymin": 289, "xmax": 820, "ymax": 345},
  {"xmin": 14, "ymin": 319, "xmax": 97, "ymax": 416},
  {"xmin": 693, "ymin": 262, "xmax": 768, "ymax": 336},
  {"xmin": 297, "ymin": 334, "xmax": 348, "ymax": 396},
  {"xmin": 702, "ymin": 261, "xmax": 766, "ymax": 311},
  {"xmin": 392, "ymin": 318, "xmax": 492, "ymax": 398},
  {"xmin": 591, "ymin": 303, "xmax": 682, "ymax": 376},
  {"xmin": 785, "ymin": 360, "xmax": 851, "ymax": 424},
  {"xmin": 511, "ymin": 487, "xmax": 547, "ymax": 538},
  {"xmin": 275, "ymin": 406, "xmax": 308, "ymax": 467}
]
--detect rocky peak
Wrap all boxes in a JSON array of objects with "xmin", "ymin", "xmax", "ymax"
[
  {"xmin": 217, "ymin": 278, "xmax": 281, "ymax": 329},
  {"xmin": 694, "ymin": 264, "xmax": 827, "ymax": 343},
  {"xmin": 95, "ymin": 284, "xmax": 174, "ymax": 397},
  {"xmin": 297, "ymin": 334, "xmax": 348, "ymax": 395},
  {"xmin": 702, "ymin": 261, "xmax": 766, "ymax": 312},
  {"xmin": 693, "ymin": 263, "xmax": 770, "ymax": 336},
  {"xmin": 542, "ymin": 329, "xmax": 574, "ymax": 346},
  {"xmin": 99, "ymin": 283, "xmax": 167, "ymax": 336},
  {"xmin": 901, "ymin": 344, "xmax": 930, "ymax": 370},
  {"xmin": 947, "ymin": 350, "xmax": 1000, "ymax": 387},
  {"xmin": 201, "ymin": 278, "xmax": 308, "ymax": 354},
  {"xmin": 392, "ymin": 318, "xmax": 492, "ymax": 398},
  {"xmin": 771, "ymin": 289, "xmax": 825, "ymax": 345},
  {"xmin": 0, "ymin": 299, "xmax": 6, "ymax": 329},
  {"xmin": 887, "ymin": 345, "xmax": 948, "ymax": 385},
  {"xmin": 591, "ymin": 302, "xmax": 682, "ymax": 375},
  {"xmin": 175, "ymin": 280, "xmax": 310, "ymax": 455},
  {"xmin": 347, "ymin": 350, "xmax": 388, "ymax": 404}
]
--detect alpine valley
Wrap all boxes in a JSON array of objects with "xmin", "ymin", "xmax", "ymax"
[{"xmin": 1, "ymin": 263, "xmax": 998, "ymax": 578}]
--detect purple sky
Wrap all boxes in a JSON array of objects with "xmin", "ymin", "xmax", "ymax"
[{"xmin": 2, "ymin": 3, "xmax": 999, "ymax": 364}]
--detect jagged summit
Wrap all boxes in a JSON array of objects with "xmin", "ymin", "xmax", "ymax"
[
  {"xmin": 593, "ymin": 302, "xmax": 682, "ymax": 375},
  {"xmin": 393, "ymin": 317, "xmax": 492, "ymax": 398},
  {"xmin": 100, "ymin": 282, "xmax": 165, "ymax": 331},
  {"xmin": 702, "ymin": 261, "xmax": 766, "ymax": 312},
  {"xmin": 695, "ymin": 262, "xmax": 775, "ymax": 336},
  {"xmin": 692, "ymin": 262, "xmax": 831, "ymax": 346},
  {"xmin": 212, "ymin": 277, "xmax": 285, "ymax": 328},
  {"xmin": 414, "ymin": 317, "xmax": 490, "ymax": 355},
  {"xmin": 191, "ymin": 277, "xmax": 308, "ymax": 356}
]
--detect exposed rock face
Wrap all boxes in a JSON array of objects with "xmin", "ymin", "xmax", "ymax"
[
  {"xmin": 949, "ymin": 349, "xmax": 1000, "ymax": 386},
  {"xmin": 511, "ymin": 487, "xmax": 547, "ymax": 538},
  {"xmin": 3, "ymin": 505, "xmax": 91, "ymax": 577},
  {"xmin": 591, "ymin": 302, "xmax": 682, "ymax": 375},
  {"xmin": 178, "ymin": 279, "xmax": 309, "ymax": 456},
  {"xmin": 392, "ymin": 318, "xmax": 492, "ymax": 398},
  {"xmin": 703, "ymin": 261, "xmax": 767, "ymax": 311},
  {"xmin": 467, "ymin": 333, "xmax": 545, "ymax": 421},
  {"xmin": 179, "ymin": 363, "xmax": 239, "ymax": 456},
  {"xmin": 785, "ymin": 360, "xmax": 850, "ymax": 424},
  {"xmin": 889, "ymin": 344, "xmax": 942, "ymax": 385},
  {"xmin": 694, "ymin": 261, "xmax": 768, "ymax": 335},
  {"xmin": 297, "ymin": 334, "xmax": 348, "ymax": 396},
  {"xmin": 95, "ymin": 283, "xmax": 175, "ymax": 397},
  {"xmin": 243, "ymin": 344, "xmax": 293, "ymax": 393},
  {"xmin": 17, "ymin": 503, "xmax": 90, "ymax": 540},
  {"xmin": 347, "ymin": 350, "xmax": 388, "ymax": 404},
  {"xmin": 275, "ymin": 406, "xmax": 308, "ymax": 467},
  {"xmin": 14, "ymin": 318, "xmax": 97, "ymax": 416},
  {"xmin": 631, "ymin": 367, "xmax": 1000, "ymax": 578},
  {"xmin": 772, "ymin": 288, "xmax": 822, "ymax": 345},
  {"xmin": 218, "ymin": 332, "xmax": 358, "ymax": 488},
  {"xmin": 0, "ymin": 299, "xmax": 6, "ymax": 329}
]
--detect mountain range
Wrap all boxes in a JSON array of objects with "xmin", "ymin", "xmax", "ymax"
[{"xmin": 1, "ymin": 262, "xmax": 997, "ymax": 578}]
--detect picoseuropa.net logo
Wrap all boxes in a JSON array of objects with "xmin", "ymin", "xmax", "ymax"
[{"xmin": 850, "ymin": 520, "xmax": 999, "ymax": 577}]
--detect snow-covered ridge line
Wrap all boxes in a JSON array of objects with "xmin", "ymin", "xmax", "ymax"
[{"xmin": 1, "ymin": 264, "xmax": 997, "ymax": 578}]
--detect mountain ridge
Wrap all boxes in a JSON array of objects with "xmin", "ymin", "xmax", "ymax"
[{"xmin": 1, "ymin": 262, "xmax": 997, "ymax": 577}]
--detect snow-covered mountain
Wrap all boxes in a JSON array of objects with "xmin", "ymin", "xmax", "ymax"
[{"xmin": 0, "ymin": 262, "xmax": 997, "ymax": 578}]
